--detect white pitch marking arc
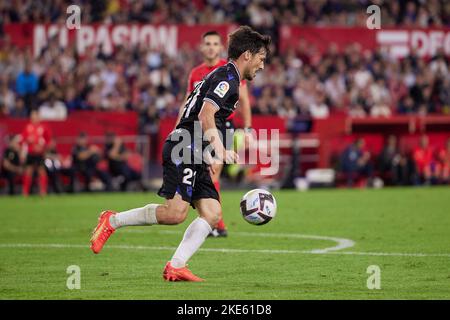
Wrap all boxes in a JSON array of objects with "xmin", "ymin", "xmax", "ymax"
[
  {"xmin": 1, "ymin": 243, "xmax": 450, "ymax": 258},
  {"xmin": 124, "ymin": 230, "xmax": 356, "ymax": 254}
]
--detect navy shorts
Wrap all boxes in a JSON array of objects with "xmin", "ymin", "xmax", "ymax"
[{"xmin": 157, "ymin": 140, "xmax": 219, "ymax": 207}]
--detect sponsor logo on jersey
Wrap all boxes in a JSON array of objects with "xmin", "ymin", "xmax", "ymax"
[{"xmin": 213, "ymin": 81, "xmax": 229, "ymax": 98}]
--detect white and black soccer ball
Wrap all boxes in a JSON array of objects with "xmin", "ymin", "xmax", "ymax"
[{"xmin": 240, "ymin": 189, "xmax": 277, "ymax": 225}]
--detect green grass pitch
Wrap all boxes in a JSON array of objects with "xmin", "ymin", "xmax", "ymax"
[{"xmin": 1, "ymin": 187, "xmax": 450, "ymax": 299}]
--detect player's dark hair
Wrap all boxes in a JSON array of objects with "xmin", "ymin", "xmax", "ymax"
[
  {"xmin": 227, "ymin": 26, "xmax": 271, "ymax": 60},
  {"xmin": 202, "ymin": 30, "xmax": 221, "ymax": 40}
]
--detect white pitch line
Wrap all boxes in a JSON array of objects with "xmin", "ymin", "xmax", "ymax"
[
  {"xmin": 0, "ymin": 243, "xmax": 449, "ymax": 258},
  {"xmin": 123, "ymin": 230, "xmax": 356, "ymax": 254}
]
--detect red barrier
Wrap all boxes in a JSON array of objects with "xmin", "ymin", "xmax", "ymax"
[
  {"xmin": 280, "ymin": 26, "xmax": 450, "ymax": 59},
  {"xmin": 2, "ymin": 113, "xmax": 449, "ymax": 169},
  {"xmin": 0, "ymin": 111, "xmax": 138, "ymax": 154},
  {"xmin": 5, "ymin": 24, "xmax": 450, "ymax": 59},
  {"xmin": 3, "ymin": 23, "xmax": 235, "ymax": 57}
]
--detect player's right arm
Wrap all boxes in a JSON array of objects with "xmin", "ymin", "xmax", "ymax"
[
  {"xmin": 174, "ymin": 92, "xmax": 190, "ymax": 129},
  {"xmin": 198, "ymin": 101, "xmax": 238, "ymax": 164},
  {"xmin": 174, "ymin": 70, "xmax": 195, "ymax": 129}
]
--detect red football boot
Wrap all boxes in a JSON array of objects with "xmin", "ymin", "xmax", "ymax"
[
  {"xmin": 163, "ymin": 262, "xmax": 204, "ymax": 282},
  {"xmin": 90, "ymin": 211, "xmax": 116, "ymax": 254}
]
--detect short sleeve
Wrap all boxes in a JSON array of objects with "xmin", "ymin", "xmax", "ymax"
[{"xmin": 204, "ymin": 75, "xmax": 237, "ymax": 111}]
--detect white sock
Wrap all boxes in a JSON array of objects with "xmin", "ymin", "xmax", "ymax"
[
  {"xmin": 170, "ymin": 217, "xmax": 212, "ymax": 268},
  {"xmin": 109, "ymin": 204, "xmax": 159, "ymax": 229}
]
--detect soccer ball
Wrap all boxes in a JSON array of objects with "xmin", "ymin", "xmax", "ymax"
[{"xmin": 240, "ymin": 189, "xmax": 277, "ymax": 225}]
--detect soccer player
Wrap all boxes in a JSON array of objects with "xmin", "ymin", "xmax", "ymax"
[
  {"xmin": 437, "ymin": 138, "xmax": 450, "ymax": 184},
  {"xmin": 413, "ymin": 135, "xmax": 440, "ymax": 185},
  {"xmin": 90, "ymin": 26, "xmax": 270, "ymax": 282},
  {"xmin": 1, "ymin": 135, "xmax": 23, "ymax": 195},
  {"xmin": 20, "ymin": 110, "xmax": 52, "ymax": 196},
  {"xmin": 175, "ymin": 30, "xmax": 253, "ymax": 237}
]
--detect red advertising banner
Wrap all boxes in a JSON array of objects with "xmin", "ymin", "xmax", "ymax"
[
  {"xmin": 280, "ymin": 26, "xmax": 450, "ymax": 58},
  {"xmin": 3, "ymin": 24, "xmax": 236, "ymax": 57}
]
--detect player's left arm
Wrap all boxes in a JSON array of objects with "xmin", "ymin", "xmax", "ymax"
[
  {"xmin": 238, "ymin": 82, "xmax": 255, "ymax": 147},
  {"xmin": 174, "ymin": 70, "xmax": 195, "ymax": 129},
  {"xmin": 174, "ymin": 92, "xmax": 190, "ymax": 129},
  {"xmin": 239, "ymin": 82, "xmax": 252, "ymax": 129},
  {"xmin": 198, "ymin": 102, "xmax": 238, "ymax": 165}
]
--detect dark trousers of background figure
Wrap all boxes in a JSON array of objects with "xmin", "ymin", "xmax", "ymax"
[
  {"xmin": 1, "ymin": 170, "xmax": 17, "ymax": 195},
  {"xmin": 46, "ymin": 166, "xmax": 77, "ymax": 193},
  {"xmin": 110, "ymin": 163, "xmax": 142, "ymax": 191},
  {"xmin": 343, "ymin": 163, "xmax": 374, "ymax": 187},
  {"xmin": 78, "ymin": 167, "xmax": 113, "ymax": 192}
]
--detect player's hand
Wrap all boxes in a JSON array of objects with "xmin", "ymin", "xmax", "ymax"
[
  {"xmin": 208, "ymin": 165, "xmax": 216, "ymax": 175},
  {"xmin": 224, "ymin": 150, "xmax": 239, "ymax": 164}
]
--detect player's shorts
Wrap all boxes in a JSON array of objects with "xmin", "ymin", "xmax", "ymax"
[
  {"xmin": 157, "ymin": 139, "xmax": 219, "ymax": 207},
  {"xmin": 25, "ymin": 154, "xmax": 44, "ymax": 166},
  {"xmin": 220, "ymin": 120, "xmax": 235, "ymax": 150}
]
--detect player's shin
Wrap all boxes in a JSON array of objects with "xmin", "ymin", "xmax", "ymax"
[
  {"xmin": 22, "ymin": 172, "xmax": 32, "ymax": 196},
  {"xmin": 38, "ymin": 171, "xmax": 48, "ymax": 195},
  {"xmin": 170, "ymin": 217, "xmax": 212, "ymax": 268},
  {"xmin": 109, "ymin": 204, "xmax": 159, "ymax": 229}
]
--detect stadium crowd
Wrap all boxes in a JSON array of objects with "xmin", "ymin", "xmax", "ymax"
[
  {"xmin": 0, "ymin": 0, "xmax": 449, "ymax": 27},
  {"xmin": 0, "ymin": 30, "xmax": 449, "ymax": 123},
  {"xmin": 0, "ymin": 1, "xmax": 449, "ymax": 123},
  {"xmin": 1, "ymin": 1, "xmax": 450, "ymax": 194}
]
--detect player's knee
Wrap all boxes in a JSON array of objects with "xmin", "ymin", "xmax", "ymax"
[
  {"xmin": 167, "ymin": 205, "xmax": 189, "ymax": 225},
  {"xmin": 201, "ymin": 209, "xmax": 220, "ymax": 227}
]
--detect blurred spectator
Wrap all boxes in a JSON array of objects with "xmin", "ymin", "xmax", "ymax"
[
  {"xmin": 412, "ymin": 135, "xmax": 441, "ymax": 185},
  {"xmin": 138, "ymin": 103, "xmax": 160, "ymax": 163},
  {"xmin": 0, "ymin": 81, "xmax": 15, "ymax": 113},
  {"xmin": 397, "ymin": 96, "xmax": 416, "ymax": 114},
  {"xmin": 378, "ymin": 135, "xmax": 411, "ymax": 185},
  {"xmin": 104, "ymin": 132, "xmax": 145, "ymax": 191},
  {"xmin": 1, "ymin": 135, "xmax": 23, "ymax": 195},
  {"xmin": 44, "ymin": 140, "xmax": 76, "ymax": 193},
  {"xmin": 72, "ymin": 132, "xmax": 112, "ymax": 192},
  {"xmin": 340, "ymin": 138, "xmax": 373, "ymax": 187},
  {"xmin": 0, "ymin": 0, "xmax": 448, "ymax": 27},
  {"xmin": 9, "ymin": 97, "xmax": 28, "ymax": 118},
  {"xmin": 20, "ymin": 110, "xmax": 52, "ymax": 196},
  {"xmin": 309, "ymin": 91, "xmax": 329, "ymax": 119},
  {"xmin": 15, "ymin": 61, "xmax": 39, "ymax": 112},
  {"xmin": 38, "ymin": 93, "xmax": 68, "ymax": 120}
]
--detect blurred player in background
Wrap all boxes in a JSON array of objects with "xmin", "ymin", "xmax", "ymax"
[
  {"xmin": 20, "ymin": 110, "xmax": 52, "ymax": 196},
  {"xmin": 413, "ymin": 135, "xmax": 441, "ymax": 185},
  {"xmin": 438, "ymin": 138, "xmax": 450, "ymax": 184},
  {"xmin": 175, "ymin": 30, "xmax": 252, "ymax": 237}
]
